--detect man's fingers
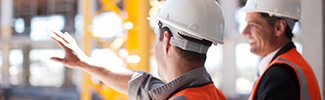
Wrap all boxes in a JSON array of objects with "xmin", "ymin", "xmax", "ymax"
[
  {"xmin": 50, "ymin": 32, "xmax": 70, "ymax": 48},
  {"xmin": 50, "ymin": 57, "xmax": 66, "ymax": 64},
  {"xmin": 64, "ymin": 32, "xmax": 76, "ymax": 43},
  {"xmin": 51, "ymin": 37, "xmax": 71, "ymax": 50},
  {"xmin": 52, "ymin": 30, "xmax": 69, "ymax": 44}
]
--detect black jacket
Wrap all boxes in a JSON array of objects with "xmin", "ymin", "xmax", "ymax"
[{"xmin": 254, "ymin": 42, "xmax": 300, "ymax": 100}]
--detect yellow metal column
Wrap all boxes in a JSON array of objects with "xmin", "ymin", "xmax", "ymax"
[
  {"xmin": 82, "ymin": 0, "xmax": 93, "ymax": 99},
  {"xmin": 94, "ymin": 0, "xmax": 151, "ymax": 99},
  {"xmin": 125, "ymin": 0, "xmax": 151, "ymax": 72},
  {"xmin": 80, "ymin": 0, "xmax": 151, "ymax": 99},
  {"xmin": 100, "ymin": 0, "xmax": 122, "ymax": 15}
]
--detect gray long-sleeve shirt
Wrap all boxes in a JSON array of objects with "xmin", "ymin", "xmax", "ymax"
[{"xmin": 128, "ymin": 67, "xmax": 214, "ymax": 100}]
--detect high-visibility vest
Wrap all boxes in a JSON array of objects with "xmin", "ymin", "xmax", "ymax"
[
  {"xmin": 169, "ymin": 83, "xmax": 227, "ymax": 100},
  {"xmin": 250, "ymin": 48, "xmax": 321, "ymax": 100}
]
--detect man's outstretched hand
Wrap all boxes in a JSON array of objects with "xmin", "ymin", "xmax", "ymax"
[
  {"xmin": 50, "ymin": 31, "xmax": 89, "ymax": 69},
  {"xmin": 50, "ymin": 31, "xmax": 134, "ymax": 94}
]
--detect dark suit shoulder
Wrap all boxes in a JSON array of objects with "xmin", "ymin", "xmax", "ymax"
[{"xmin": 255, "ymin": 64, "xmax": 299, "ymax": 100}]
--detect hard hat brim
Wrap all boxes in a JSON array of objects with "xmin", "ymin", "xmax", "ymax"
[
  {"xmin": 239, "ymin": 6, "xmax": 300, "ymax": 20},
  {"xmin": 147, "ymin": 16, "xmax": 224, "ymax": 45}
]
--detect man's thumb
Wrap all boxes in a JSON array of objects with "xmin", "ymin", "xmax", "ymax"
[{"xmin": 50, "ymin": 57, "xmax": 65, "ymax": 63}]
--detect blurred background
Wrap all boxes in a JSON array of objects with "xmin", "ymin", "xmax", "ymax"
[{"xmin": 0, "ymin": 0, "xmax": 323, "ymax": 100}]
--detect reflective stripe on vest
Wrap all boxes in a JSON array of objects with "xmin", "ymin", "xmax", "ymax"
[
  {"xmin": 278, "ymin": 58, "xmax": 310, "ymax": 100},
  {"xmin": 250, "ymin": 48, "xmax": 321, "ymax": 100}
]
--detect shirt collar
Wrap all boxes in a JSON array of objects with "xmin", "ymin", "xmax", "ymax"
[
  {"xmin": 148, "ymin": 67, "xmax": 213, "ymax": 100},
  {"xmin": 257, "ymin": 48, "xmax": 280, "ymax": 76}
]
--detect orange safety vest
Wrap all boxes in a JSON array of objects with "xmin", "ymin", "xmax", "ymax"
[
  {"xmin": 169, "ymin": 83, "xmax": 227, "ymax": 100},
  {"xmin": 250, "ymin": 48, "xmax": 321, "ymax": 100}
]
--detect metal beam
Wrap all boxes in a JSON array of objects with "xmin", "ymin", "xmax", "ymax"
[
  {"xmin": 22, "ymin": 45, "xmax": 31, "ymax": 86},
  {"xmin": 81, "ymin": 0, "xmax": 95, "ymax": 99},
  {"xmin": 100, "ymin": 0, "xmax": 122, "ymax": 15},
  {"xmin": 125, "ymin": 0, "xmax": 150, "ymax": 72}
]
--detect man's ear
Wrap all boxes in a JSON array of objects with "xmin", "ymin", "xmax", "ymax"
[
  {"xmin": 163, "ymin": 30, "xmax": 172, "ymax": 54},
  {"xmin": 274, "ymin": 19, "xmax": 287, "ymax": 37}
]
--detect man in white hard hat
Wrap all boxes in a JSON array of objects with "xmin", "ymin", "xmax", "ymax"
[
  {"xmin": 240, "ymin": 0, "xmax": 321, "ymax": 99},
  {"xmin": 50, "ymin": 0, "xmax": 227, "ymax": 99}
]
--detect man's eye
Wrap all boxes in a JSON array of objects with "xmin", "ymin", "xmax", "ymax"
[{"xmin": 249, "ymin": 24, "xmax": 256, "ymax": 27}]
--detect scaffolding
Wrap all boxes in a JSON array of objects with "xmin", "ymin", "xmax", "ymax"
[{"xmin": 81, "ymin": 0, "xmax": 151, "ymax": 99}]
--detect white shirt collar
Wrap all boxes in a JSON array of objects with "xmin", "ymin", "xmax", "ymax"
[{"xmin": 257, "ymin": 48, "xmax": 280, "ymax": 76}]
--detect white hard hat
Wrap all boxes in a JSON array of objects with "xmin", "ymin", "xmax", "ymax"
[
  {"xmin": 148, "ymin": 0, "xmax": 225, "ymax": 54},
  {"xmin": 240, "ymin": 0, "xmax": 301, "ymax": 20}
]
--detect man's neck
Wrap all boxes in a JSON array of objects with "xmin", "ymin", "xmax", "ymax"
[{"xmin": 165, "ymin": 58, "xmax": 204, "ymax": 83}]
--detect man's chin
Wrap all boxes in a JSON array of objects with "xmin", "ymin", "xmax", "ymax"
[{"xmin": 250, "ymin": 48, "xmax": 258, "ymax": 54}]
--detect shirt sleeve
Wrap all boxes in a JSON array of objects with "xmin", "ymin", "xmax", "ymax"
[
  {"xmin": 128, "ymin": 71, "xmax": 165, "ymax": 100},
  {"xmin": 255, "ymin": 64, "xmax": 300, "ymax": 100}
]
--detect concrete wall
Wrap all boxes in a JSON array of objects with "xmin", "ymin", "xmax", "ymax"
[
  {"xmin": 300, "ymin": 0, "xmax": 323, "ymax": 97},
  {"xmin": 323, "ymin": 0, "xmax": 325, "ymax": 97}
]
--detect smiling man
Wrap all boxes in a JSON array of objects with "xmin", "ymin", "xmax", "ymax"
[{"xmin": 240, "ymin": 0, "xmax": 321, "ymax": 100}]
